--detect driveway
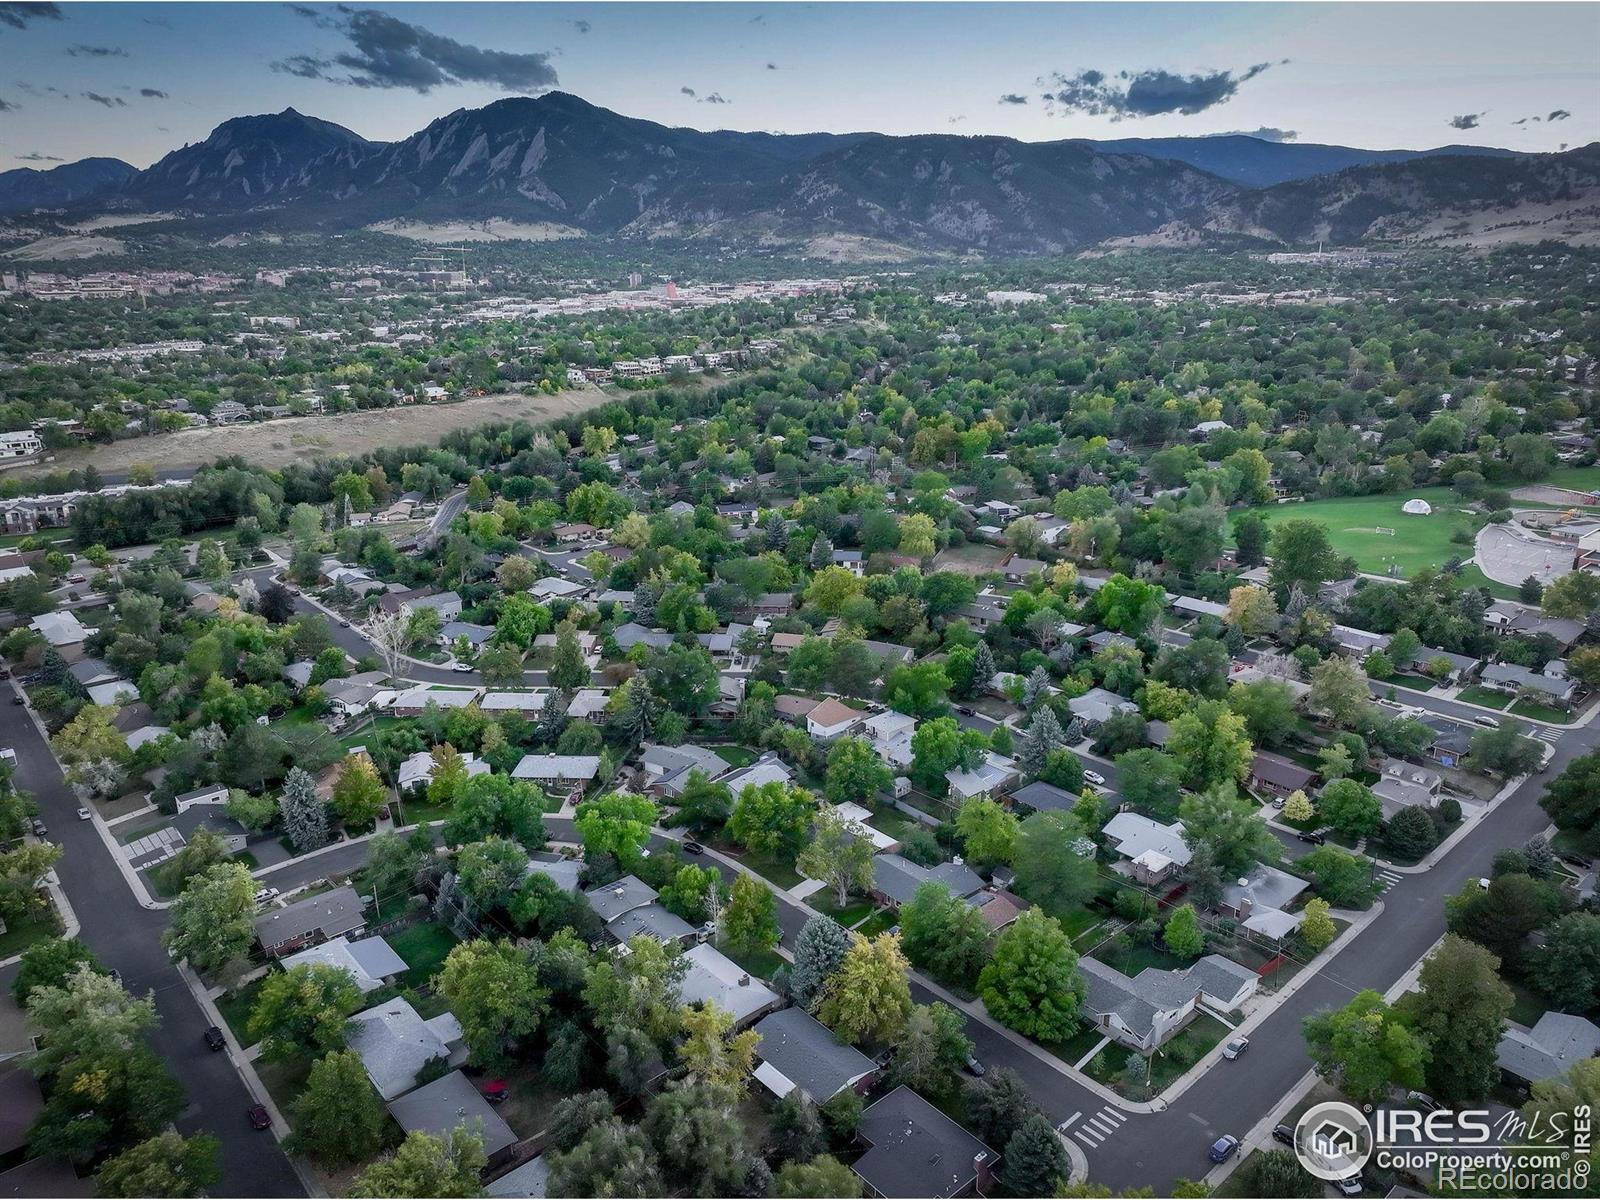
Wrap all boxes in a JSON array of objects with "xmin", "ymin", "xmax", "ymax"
[{"xmin": 1474, "ymin": 523, "xmax": 1573, "ymax": 587}]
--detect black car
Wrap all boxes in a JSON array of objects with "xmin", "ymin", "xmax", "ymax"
[
  {"xmin": 682, "ymin": 841, "xmax": 705, "ymax": 856},
  {"xmin": 1272, "ymin": 1123, "xmax": 1295, "ymax": 1147},
  {"xmin": 246, "ymin": 1104, "xmax": 271, "ymax": 1131},
  {"xmin": 1297, "ymin": 829, "xmax": 1327, "ymax": 845},
  {"xmin": 204, "ymin": 1026, "xmax": 227, "ymax": 1052}
]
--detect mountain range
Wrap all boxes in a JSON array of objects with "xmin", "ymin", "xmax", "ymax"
[{"xmin": 2, "ymin": 92, "xmax": 1596, "ymax": 254}]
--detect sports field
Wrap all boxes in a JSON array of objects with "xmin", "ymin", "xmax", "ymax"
[{"xmin": 1245, "ymin": 487, "xmax": 1483, "ymax": 578}]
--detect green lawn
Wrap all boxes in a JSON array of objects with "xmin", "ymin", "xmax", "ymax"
[
  {"xmin": 1243, "ymin": 489, "xmax": 1483, "ymax": 578},
  {"xmin": 1542, "ymin": 466, "xmax": 1600, "ymax": 492},
  {"xmin": 814, "ymin": 894, "xmax": 875, "ymax": 928},
  {"xmin": 1457, "ymin": 686, "xmax": 1513, "ymax": 710},
  {"xmin": 0, "ymin": 909, "xmax": 61, "ymax": 958},
  {"xmin": 1510, "ymin": 699, "xmax": 1574, "ymax": 724},
  {"xmin": 717, "ymin": 843, "xmax": 804, "ymax": 890},
  {"xmin": 216, "ymin": 974, "xmax": 272, "ymax": 1046},
  {"xmin": 714, "ymin": 935, "xmax": 786, "ymax": 982},
  {"xmin": 1090, "ymin": 940, "xmax": 1191, "ymax": 978},
  {"xmin": 854, "ymin": 910, "xmax": 898, "ymax": 939},
  {"xmin": 385, "ymin": 922, "xmax": 459, "ymax": 989},
  {"xmin": 707, "ymin": 744, "xmax": 759, "ymax": 769},
  {"xmin": 1457, "ymin": 564, "xmax": 1523, "ymax": 602}
]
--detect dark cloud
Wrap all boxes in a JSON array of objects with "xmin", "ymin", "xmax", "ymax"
[
  {"xmin": 1512, "ymin": 116, "xmax": 1535, "ymax": 126},
  {"xmin": 0, "ymin": 2, "xmax": 62, "ymax": 29},
  {"xmin": 1214, "ymin": 126, "xmax": 1299, "ymax": 142},
  {"xmin": 701, "ymin": 92, "xmax": 730, "ymax": 105},
  {"xmin": 139, "ymin": 87, "xmax": 169, "ymax": 99},
  {"xmin": 572, "ymin": 19, "xmax": 589, "ymax": 33},
  {"xmin": 1549, "ymin": 109, "xmax": 1572, "ymax": 122},
  {"xmin": 274, "ymin": 7, "xmax": 558, "ymax": 93},
  {"xmin": 17, "ymin": 151, "xmax": 63, "ymax": 161},
  {"xmin": 1449, "ymin": 112, "xmax": 1484, "ymax": 130},
  {"xmin": 749, "ymin": 12, "xmax": 766, "ymax": 22},
  {"xmin": 680, "ymin": 86, "xmax": 697, "ymax": 98},
  {"xmin": 0, "ymin": 98, "xmax": 16, "ymax": 112},
  {"xmin": 998, "ymin": 93, "xmax": 1028, "ymax": 105},
  {"xmin": 67, "ymin": 44, "xmax": 129, "ymax": 57},
  {"xmin": 82, "ymin": 92, "xmax": 128, "ymax": 108},
  {"xmin": 15, "ymin": 82, "xmax": 62, "ymax": 96},
  {"xmin": 766, "ymin": 62, "xmax": 779, "ymax": 70},
  {"xmin": 948, "ymin": 115, "xmax": 967, "ymax": 125},
  {"xmin": 1039, "ymin": 60, "xmax": 1282, "ymax": 120}
]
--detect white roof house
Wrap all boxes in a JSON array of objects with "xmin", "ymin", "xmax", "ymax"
[
  {"xmin": 30, "ymin": 611, "xmax": 90, "ymax": 646},
  {"xmin": 280, "ymin": 934, "xmax": 407, "ymax": 994},
  {"xmin": 945, "ymin": 752, "xmax": 1018, "ymax": 802},
  {"xmin": 348, "ymin": 998, "xmax": 467, "ymax": 1100},
  {"xmin": 827, "ymin": 803, "xmax": 898, "ymax": 852},
  {"xmin": 512, "ymin": 754, "xmax": 601, "ymax": 785},
  {"xmin": 679, "ymin": 942, "xmax": 782, "ymax": 1027},
  {"xmin": 397, "ymin": 750, "xmax": 490, "ymax": 791}
]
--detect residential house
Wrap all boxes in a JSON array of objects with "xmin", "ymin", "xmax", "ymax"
[
  {"xmin": 1080, "ymin": 957, "xmax": 1201, "ymax": 1054},
  {"xmin": 387, "ymin": 1070, "xmax": 516, "ymax": 1161},
  {"xmin": 280, "ymin": 935, "xmax": 407, "ymax": 994},
  {"xmin": 1419, "ymin": 714, "xmax": 1473, "ymax": 769},
  {"xmin": 255, "ymin": 886, "xmax": 368, "ymax": 956},
  {"xmin": 398, "ymin": 750, "xmax": 489, "ymax": 792},
  {"xmin": 511, "ymin": 754, "xmax": 601, "ymax": 795},
  {"xmin": 806, "ymin": 698, "xmax": 862, "ymax": 741},
  {"xmin": 523, "ymin": 851, "xmax": 582, "ymax": 896},
  {"xmin": 1481, "ymin": 662, "xmax": 1577, "ymax": 708},
  {"xmin": 346, "ymin": 997, "xmax": 468, "ymax": 1102},
  {"xmin": 390, "ymin": 686, "xmax": 481, "ymax": 717},
  {"xmin": 1331, "ymin": 624, "xmax": 1391, "ymax": 659},
  {"xmin": 1068, "ymin": 687, "xmax": 1139, "ymax": 731},
  {"xmin": 773, "ymin": 694, "xmax": 821, "ymax": 723},
  {"xmin": 953, "ymin": 595, "xmax": 1007, "ymax": 631},
  {"xmin": 441, "ymin": 621, "xmax": 495, "ymax": 650},
  {"xmin": 478, "ymin": 691, "xmax": 547, "ymax": 718},
  {"xmin": 29, "ymin": 611, "xmax": 90, "ymax": 648},
  {"xmin": 1483, "ymin": 602, "xmax": 1587, "ymax": 651},
  {"xmin": 1497, "ymin": 1012, "xmax": 1600, "ymax": 1086},
  {"xmin": 1247, "ymin": 751, "xmax": 1317, "ymax": 798},
  {"xmin": 945, "ymin": 752, "xmax": 1019, "ymax": 802},
  {"xmin": 720, "ymin": 752, "xmax": 795, "ymax": 794},
  {"xmin": 853, "ymin": 1086, "xmax": 997, "ymax": 1199},
  {"xmin": 566, "ymin": 690, "xmax": 609, "ymax": 724},
  {"xmin": 1008, "ymin": 780, "xmax": 1079, "ymax": 814},
  {"xmin": 1220, "ymin": 865, "xmax": 1309, "ymax": 940},
  {"xmin": 868, "ymin": 854, "xmax": 984, "ymax": 910},
  {"xmin": 859, "ymin": 709, "xmax": 916, "ymax": 771},
  {"xmin": 638, "ymin": 743, "xmax": 730, "ymax": 798},
  {"xmin": 679, "ymin": 943, "xmax": 781, "ymax": 1027},
  {"xmin": 172, "ymin": 783, "xmax": 230, "ymax": 814},
  {"xmin": 377, "ymin": 588, "xmax": 462, "ymax": 622},
  {"xmin": 1102, "ymin": 812, "xmax": 1192, "ymax": 886},
  {"xmin": 752, "ymin": 1007, "xmax": 878, "ymax": 1103}
]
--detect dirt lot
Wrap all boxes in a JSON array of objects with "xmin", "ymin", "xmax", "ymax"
[{"xmin": 18, "ymin": 389, "xmax": 611, "ymax": 479}]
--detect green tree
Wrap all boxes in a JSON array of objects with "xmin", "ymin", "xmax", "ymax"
[
  {"xmin": 1115, "ymin": 749, "xmax": 1182, "ymax": 815},
  {"xmin": 442, "ymin": 772, "xmax": 547, "ymax": 849},
  {"xmin": 816, "ymin": 933, "xmax": 912, "ymax": 1044},
  {"xmin": 330, "ymin": 753, "xmax": 388, "ymax": 827},
  {"xmin": 350, "ymin": 1127, "xmax": 487, "ymax": 1198},
  {"xmin": 1013, "ymin": 811, "xmax": 1098, "ymax": 916},
  {"xmin": 1096, "ymin": 574, "xmax": 1165, "ymax": 636},
  {"xmin": 163, "ymin": 863, "xmax": 258, "ymax": 972},
  {"xmin": 1303, "ymin": 989, "xmax": 1429, "ymax": 1105},
  {"xmin": 1446, "ymin": 872, "xmax": 1561, "ymax": 964},
  {"xmin": 889, "ymin": 1001, "xmax": 973, "ymax": 1098},
  {"xmin": 1396, "ymin": 934, "xmax": 1513, "ymax": 1104},
  {"xmin": 286, "ymin": 1049, "xmax": 387, "ymax": 1168},
  {"xmin": 789, "ymin": 914, "xmax": 851, "ymax": 1007},
  {"xmin": 824, "ymin": 736, "xmax": 893, "ymax": 808},
  {"xmin": 1317, "ymin": 779, "xmax": 1383, "ymax": 839},
  {"xmin": 436, "ymin": 939, "xmax": 549, "ymax": 1068},
  {"xmin": 1005, "ymin": 1114, "xmax": 1073, "ymax": 1197},
  {"xmin": 774, "ymin": 1155, "xmax": 861, "ymax": 1199},
  {"xmin": 1235, "ymin": 1148, "xmax": 1322, "ymax": 1198},
  {"xmin": 12, "ymin": 937, "xmax": 104, "ymax": 1008},
  {"xmin": 1468, "ymin": 725, "xmax": 1545, "ymax": 779},
  {"xmin": 728, "ymin": 781, "xmax": 814, "ymax": 857},
  {"xmin": 1308, "ymin": 657, "xmax": 1372, "ymax": 728},
  {"xmin": 548, "ymin": 623, "xmax": 591, "ymax": 691},
  {"xmin": 1537, "ymin": 912, "xmax": 1600, "ymax": 1011},
  {"xmin": 1179, "ymin": 784, "xmax": 1277, "ymax": 875},
  {"xmin": 1162, "ymin": 904, "xmax": 1205, "ymax": 959},
  {"xmin": 967, "ymin": 1066, "xmax": 1042, "ymax": 1149},
  {"xmin": 1298, "ymin": 846, "xmax": 1378, "ymax": 907},
  {"xmin": 247, "ymin": 963, "xmax": 363, "ymax": 1061},
  {"xmin": 673, "ymin": 769, "xmax": 732, "ymax": 834},
  {"xmin": 95, "ymin": 1131, "xmax": 221, "ymax": 1199},
  {"xmin": 1540, "ymin": 751, "xmax": 1600, "ymax": 849},
  {"xmin": 1166, "ymin": 700, "xmax": 1253, "ymax": 790},
  {"xmin": 1269, "ymin": 519, "xmax": 1342, "ymax": 594},
  {"xmin": 797, "ymin": 809, "xmax": 877, "ymax": 908},
  {"xmin": 899, "ymin": 881, "xmax": 990, "ymax": 986},
  {"xmin": 978, "ymin": 909, "xmax": 1086, "ymax": 1042},
  {"xmin": 1300, "ymin": 897, "xmax": 1337, "ymax": 950},
  {"xmin": 955, "ymin": 796, "xmax": 1020, "ymax": 869},
  {"xmin": 574, "ymin": 792, "xmax": 658, "ymax": 863}
]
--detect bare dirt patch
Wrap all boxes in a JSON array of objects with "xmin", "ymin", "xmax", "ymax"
[
  {"xmin": 367, "ymin": 218, "xmax": 586, "ymax": 243},
  {"xmin": 5, "ymin": 234, "xmax": 125, "ymax": 260},
  {"xmin": 16, "ymin": 390, "xmax": 611, "ymax": 479}
]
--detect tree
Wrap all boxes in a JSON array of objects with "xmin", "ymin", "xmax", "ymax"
[
  {"xmin": 1152, "ymin": 638, "xmax": 1231, "ymax": 700},
  {"xmin": 548, "ymin": 623, "xmax": 591, "ymax": 691},
  {"xmin": 645, "ymin": 642, "xmax": 720, "ymax": 714},
  {"xmin": 13, "ymin": 938, "xmax": 104, "ymax": 1008},
  {"xmin": 1543, "ymin": 571, "xmax": 1600, "ymax": 620},
  {"xmin": 1308, "ymin": 657, "xmax": 1371, "ymax": 728},
  {"xmin": 1540, "ymin": 752, "xmax": 1600, "ymax": 849},
  {"xmin": 547, "ymin": 1116, "xmax": 661, "ymax": 1198},
  {"xmin": 899, "ymin": 881, "xmax": 990, "ymax": 985},
  {"xmin": 442, "ymin": 773, "xmax": 547, "ymax": 849},
  {"xmin": 1013, "ymin": 811, "xmax": 1098, "ymax": 916},
  {"xmin": 96, "ymin": 1132, "xmax": 221, "ymax": 1199},
  {"xmin": 728, "ymin": 781, "xmax": 814, "ymax": 857},
  {"xmin": 1468, "ymin": 725, "xmax": 1544, "ymax": 779},
  {"xmin": 1300, "ymin": 897, "xmax": 1337, "ymax": 950},
  {"xmin": 1317, "ymin": 779, "xmax": 1383, "ymax": 839},
  {"xmin": 1395, "ymin": 934, "xmax": 1513, "ymax": 1104},
  {"xmin": 1227, "ymin": 585, "xmax": 1279, "ymax": 636},
  {"xmin": 330, "ymin": 753, "xmax": 387, "ymax": 827},
  {"xmin": 436, "ymin": 939, "xmax": 548, "ymax": 1068},
  {"xmin": 816, "ymin": 933, "xmax": 912, "ymax": 1044},
  {"xmin": 350, "ymin": 1127, "xmax": 487, "ymax": 1198},
  {"xmin": 1536, "ymin": 913, "xmax": 1600, "ymax": 1012},
  {"xmin": 790, "ymin": 914, "xmax": 851, "ymax": 1006},
  {"xmin": 1162, "ymin": 903, "xmax": 1205, "ymax": 959},
  {"xmin": 1282, "ymin": 790, "xmax": 1315, "ymax": 823},
  {"xmin": 455, "ymin": 836, "xmax": 530, "ymax": 912},
  {"xmin": 954, "ymin": 796, "xmax": 1019, "ymax": 870},
  {"xmin": 678, "ymin": 1003, "xmax": 760, "ymax": 1092},
  {"xmin": 247, "ymin": 962, "xmax": 362, "ymax": 1061},
  {"xmin": 278, "ymin": 765, "xmax": 329, "ymax": 853},
  {"xmin": 883, "ymin": 660, "xmax": 952, "ymax": 718},
  {"xmin": 1303, "ymin": 989, "xmax": 1429, "ymax": 1105},
  {"xmin": 1227, "ymin": 680, "xmax": 1297, "ymax": 748},
  {"xmin": 1115, "ymin": 749, "xmax": 1182, "ymax": 815},
  {"xmin": 769, "ymin": 1092, "xmax": 826, "ymax": 1164},
  {"xmin": 365, "ymin": 605, "xmax": 410, "ymax": 681},
  {"xmin": 979, "ymin": 909, "xmax": 1086, "ymax": 1041},
  {"xmin": 164, "ymin": 863, "xmax": 258, "ymax": 972},
  {"xmin": 0, "ymin": 841, "xmax": 61, "ymax": 923},
  {"xmin": 824, "ymin": 737, "xmax": 892, "ymax": 808},
  {"xmin": 1179, "ymin": 784, "xmax": 1277, "ymax": 876},
  {"xmin": 890, "ymin": 1001, "xmax": 972, "ymax": 1097},
  {"xmin": 575, "ymin": 791, "xmax": 658, "ymax": 864},
  {"xmin": 774, "ymin": 1156, "xmax": 861, "ymax": 1199},
  {"xmin": 1446, "ymin": 873, "xmax": 1561, "ymax": 964},
  {"xmin": 1005, "ymin": 1114, "xmax": 1072, "ymax": 1197},
  {"xmin": 1383, "ymin": 805, "xmax": 1440, "ymax": 859},
  {"xmin": 1166, "ymin": 700, "xmax": 1253, "ymax": 790},
  {"xmin": 797, "ymin": 810, "xmax": 877, "ymax": 908},
  {"xmin": 968, "ymin": 1066, "xmax": 1041, "ymax": 1149},
  {"xmin": 1269, "ymin": 520, "xmax": 1341, "ymax": 594},
  {"xmin": 286, "ymin": 1049, "xmax": 387, "ymax": 1167},
  {"xmin": 1299, "ymin": 846, "xmax": 1377, "ymax": 907},
  {"xmin": 643, "ymin": 1079, "xmax": 749, "ymax": 1195},
  {"xmin": 1235, "ymin": 1149, "xmax": 1321, "ymax": 1198}
]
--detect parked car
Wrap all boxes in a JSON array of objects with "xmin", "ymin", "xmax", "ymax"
[
  {"xmin": 682, "ymin": 841, "xmax": 705, "ymax": 856},
  {"xmin": 246, "ymin": 1104, "xmax": 272, "ymax": 1131},
  {"xmin": 30, "ymin": 818, "xmax": 47, "ymax": 838},
  {"xmin": 76, "ymin": 807, "xmax": 91, "ymax": 821},
  {"xmin": 0, "ymin": 748, "xmax": 16, "ymax": 766},
  {"xmin": 1297, "ymin": 829, "xmax": 1327, "ymax": 845},
  {"xmin": 1272, "ymin": 1123, "xmax": 1295, "ymax": 1147},
  {"xmin": 10, "ymin": 696, "xmax": 22, "ymax": 706},
  {"xmin": 1083, "ymin": 769, "xmax": 1106, "ymax": 787},
  {"xmin": 338, "ymin": 619, "xmax": 351, "ymax": 627},
  {"xmin": 452, "ymin": 662, "xmax": 475, "ymax": 673},
  {"xmin": 1207, "ymin": 1135, "xmax": 1240, "ymax": 1163},
  {"xmin": 254, "ymin": 887, "xmax": 280, "ymax": 904},
  {"xmin": 1472, "ymin": 714, "xmax": 1500, "ymax": 729},
  {"xmin": 1222, "ymin": 1037, "xmax": 1249, "ymax": 1060},
  {"xmin": 1272, "ymin": 795, "xmax": 1287, "ymax": 808},
  {"xmin": 1336, "ymin": 1176, "xmax": 1363, "ymax": 1196},
  {"xmin": 204, "ymin": 1026, "xmax": 226, "ymax": 1052},
  {"xmin": 965, "ymin": 1055, "xmax": 986, "ymax": 1077}
]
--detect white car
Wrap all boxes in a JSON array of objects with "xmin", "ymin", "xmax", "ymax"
[
  {"xmin": 254, "ymin": 887, "xmax": 281, "ymax": 904},
  {"xmin": 452, "ymin": 662, "xmax": 475, "ymax": 673},
  {"xmin": 1336, "ymin": 1176, "xmax": 1363, "ymax": 1196},
  {"xmin": 0, "ymin": 748, "xmax": 16, "ymax": 767},
  {"xmin": 76, "ymin": 807, "xmax": 91, "ymax": 821},
  {"xmin": 1082, "ymin": 769, "xmax": 1106, "ymax": 787}
]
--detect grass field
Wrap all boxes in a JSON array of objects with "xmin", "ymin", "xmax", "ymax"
[{"xmin": 1245, "ymin": 488, "xmax": 1482, "ymax": 578}]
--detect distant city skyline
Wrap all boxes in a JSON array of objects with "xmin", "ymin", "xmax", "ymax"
[{"xmin": 0, "ymin": 1, "xmax": 1595, "ymax": 171}]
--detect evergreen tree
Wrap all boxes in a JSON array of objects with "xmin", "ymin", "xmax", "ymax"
[
  {"xmin": 277, "ymin": 766, "xmax": 329, "ymax": 853},
  {"xmin": 1018, "ymin": 707, "xmax": 1064, "ymax": 779},
  {"xmin": 1004, "ymin": 1114, "xmax": 1072, "ymax": 1197},
  {"xmin": 788, "ymin": 914, "xmax": 852, "ymax": 1006},
  {"xmin": 1022, "ymin": 665, "xmax": 1053, "ymax": 710},
  {"xmin": 971, "ymin": 642, "xmax": 997, "ymax": 691}
]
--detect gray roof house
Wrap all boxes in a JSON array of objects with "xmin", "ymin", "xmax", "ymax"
[
  {"xmin": 751, "ymin": 1008, "xmax": 878, "ymax": 1104},
  {"xmin": 254, "ymin": 885, "xmax": 367, "ymax": 956},
  {"xmin": 1101, "ymin": 812, "xmax": 1192, "ymax": 885},
  {"xmin": 583, "ymin": 875, "xmax": 657, "ymax": 923},
  {"xmin": 869, "ymin": 854, "xmax": 984, "ymax": 909},
  {"xmin": 1080, "ymin": 957, "xmax": 1201, "ymax": 1054},
  {"xmin": 639, "ymin": 743, "xmax": 730, "ymax": 797},
  {"xmin": 1069, "ymin": 686, "xmax": 1139, "ymax": 728},
  {"xmin": 1220, "ymin": 864, "xmax": 1310, "ymax": 940},
  {"xmin": 348, "ymin": 997, "xmax": 467, "ymax": 1100},
  {"xmin": 1481, "ymin": 662, "xmax": 1576, "ymax": 707},
  {"xmin": 523, "ymin": 852, "xmax": 582, "ymax": 895},
  {"xmin": 280, "ymin": 934, "xmax": 407, "ymax": 993},
  {"xmin": 606, "ymin": 904, "xmax": 696, "ymax": 946},
  {"xmin": 854, "ymin": 1086, "xmax": 997, "ymax": 1199},
  {"xmin": 1497, "ymin": 1012, "xmax": 1600, "ymax": 1085},
  {"xmin": 387, "ymin": 1069, "xmax": 517, "ymax": 1158},
  {"xmin": 680, "ymin": 943, "xmax": 781, "ymax": 1027},
  {"xmin": 1009, "ymin": 780, "xmax": 1079, "ymax": 813}
]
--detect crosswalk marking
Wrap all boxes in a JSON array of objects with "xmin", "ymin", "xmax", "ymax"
[
  {"xmin": 1076, "ymin": 1130, "xmax": 1099, "ymax": 1146},
  {"xmin": 1103, "ymin": 1108, "xmax": 1127, "ymax": 1125},
  {"xmin": 1376, "ymin": 869, "xmax": 1403, "ymax": 892},
  {"xmin": 1060, "ymin": 1111, "xmax": 1081, "ymax": 1130}
]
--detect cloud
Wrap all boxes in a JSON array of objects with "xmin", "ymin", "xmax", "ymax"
[
  {"xmin": 1549, "ymin": 109, "xmax": 1572, "ymax": 122},
  {"xmin": 1214, "ymin": 126, "xmax": 1299, "ymax": 142},
  {"xmin": 749, "ymin": 12, "xmax": 766, "ymax": 22},
  {"xmin": 701, "ymin": 92, "xmax": 730, "ymax": 105},
  {"xmin": 681, "ymin": 86, "xmax": 730, "ymax": 104},
  {"xmin": 139, "ymin": 87, "xmax": 169, "ymax": 99},
  {"xmin": 572, "ymin": 19, "xmax": 589, "ymax": 33},
  {"xmin": 274, "ymin": 6, "xmax": 558, "ymax": 93},
  {"xmin": 1039, "ymin": 60, "xmax": 1282, "ymax": 120},
  {"xmin": 948, "ymin": 115, "xmax": 967, "ymax": 125},
  {"xmin": 1449, "ymin": 112, "xmax": 1484, "ymax": 130},
  {"xmin": 766, "ymin": 62, "xmax": 779, "ymax": 70},
  {"xmin": 17, "ymin": 151, "xmax": 63, "ymax": 161},
  {"xmin": 0, "ymin": 2, "xmax": 61, "ymax": 29},
  {"xmin": 67, "ymin": 44, "xmax": 129, "ymax": 57},
  {"xmin": 0, "ymin": 98, "xmax": 16, "ymax": 112},
  {"xmin": 998, "ymin": 93, "xmax": 1028, "ymax": 105},
  {"xmin": 1512, "ymin": 116, "xmax": 1535, "ymax": 126},
  {"xmin": 82, "ymin": 92, "xmax": 127, "ymax": 108},
  {"xmin": 680, "ymin": 86, "xmax": 696, "ymax": 98}
]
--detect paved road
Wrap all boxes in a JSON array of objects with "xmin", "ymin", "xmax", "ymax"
[{"xmin": 1, "ymin": 682, "xmax": 304, "ymax": 1196}]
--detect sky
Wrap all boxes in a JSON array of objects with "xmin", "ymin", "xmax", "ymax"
[{"xmin": 0, "ymin": 1, "xmax": 1595, "ymax": 171}]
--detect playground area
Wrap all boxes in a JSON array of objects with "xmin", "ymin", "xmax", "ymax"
[{"xmin": 1246, "ymin": 488, "xmax": 1483, "ymax": 578}]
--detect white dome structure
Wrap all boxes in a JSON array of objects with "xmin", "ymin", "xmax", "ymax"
[{"xmin": 1402, "ymin": 498, "xmax": 1433, "ymax": 515}]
